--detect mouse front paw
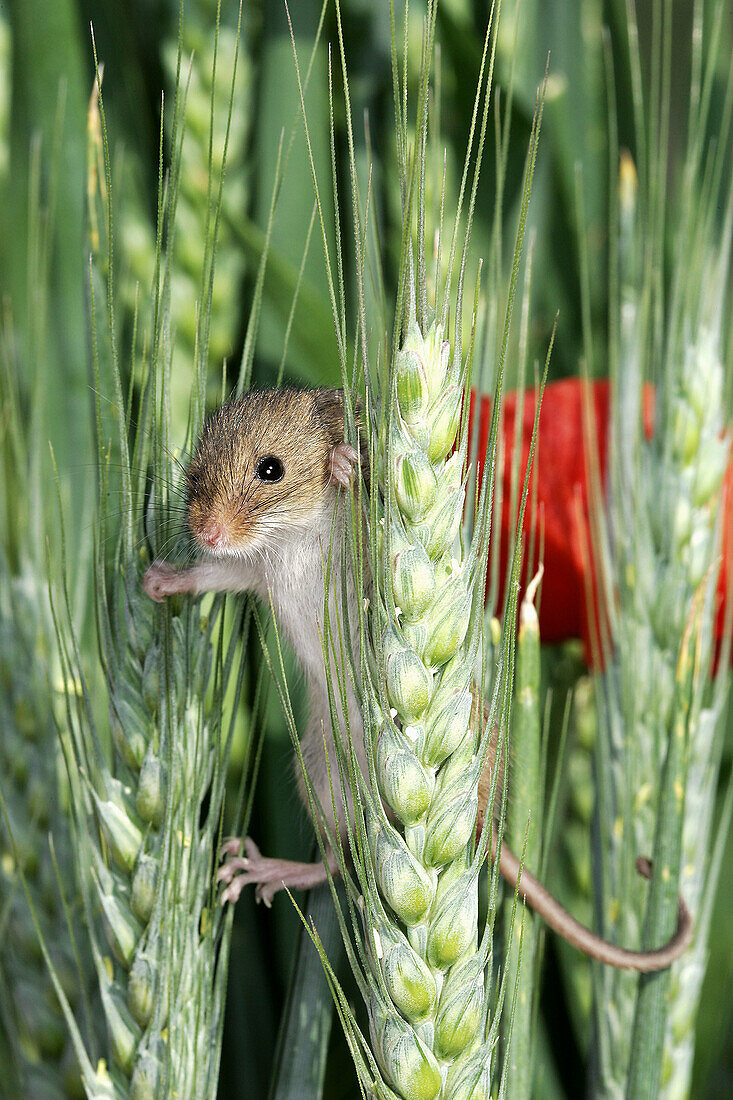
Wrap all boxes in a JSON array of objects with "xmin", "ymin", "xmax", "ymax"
[
  {"xmin": 143, "ymin": 560, "xmax": 181, "ymax": 602},
  {"xmin": 329, "ymin": 442, "xmax": 360, "ymax": 489}
]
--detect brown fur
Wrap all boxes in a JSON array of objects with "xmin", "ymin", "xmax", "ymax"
[{"xmin": 186, "ymin": 388, "xmax": 349, "ymax": 551}]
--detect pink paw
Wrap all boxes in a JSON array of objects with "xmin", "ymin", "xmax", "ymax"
[
  {"xmin": 329, "ymin": 443, "xmax": 359, "ymax": 489},
  {"xmin": 143, "ymin": 561, "xmax": 181, "ymax": 602},
  {"xmin": 217, "ymin": 836, "xmax": 331, "ymax": 907},
  {"xmin": 217, "ymin": 837, "xmax": 284, "ymax": 907}
]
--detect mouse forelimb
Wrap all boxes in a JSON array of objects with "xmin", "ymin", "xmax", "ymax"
[{"xmin": 143, "ymin": 558, "xmax": 261, "ymax": 602}]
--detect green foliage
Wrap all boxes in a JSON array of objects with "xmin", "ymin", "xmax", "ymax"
[
  {"xmin": 584, "ymin": 6, "xmax": 733, "ymax": 1094},
  {"xmin": 0, "ymin": 29, "xmax": 99, "ymax": 1091},
  {"xmin": 502, "ymin": 573, "xmax": 543, "ymax": 1099},
  {"xmin": 0, "ymin": 543, "xmax": 96, "ymax": 1100},
  {"xmin": 118, "ymin": 0, "xmax": 253, "ymax": 433}
]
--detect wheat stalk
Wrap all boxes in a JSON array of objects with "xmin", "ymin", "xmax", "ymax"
[{"xmin": 588, "ymin": 5, "xmax": 733, "ymax": 1091}]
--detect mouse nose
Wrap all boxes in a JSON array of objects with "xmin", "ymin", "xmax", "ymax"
[{"xmin": 200, "ymin": 521, "xmax": 227, "ymax": 548}]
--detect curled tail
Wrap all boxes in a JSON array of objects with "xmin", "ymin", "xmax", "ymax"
[
  {"xmin": 494, "ymin": 835, "xmax": 693, "ymax": 972},
  {"xmin": 476, "ymin": 711, "xmax": 692, "ymax": 971}
]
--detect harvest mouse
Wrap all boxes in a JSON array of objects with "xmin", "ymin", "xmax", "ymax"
[{"xmin": 143, "ymin": 386, "xmax": 692, "ymax": 971}]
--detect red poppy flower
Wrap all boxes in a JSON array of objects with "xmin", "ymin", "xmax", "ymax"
[{"xmin": 472, "ymin": 378, "xmax": 731, "ymax": 666}]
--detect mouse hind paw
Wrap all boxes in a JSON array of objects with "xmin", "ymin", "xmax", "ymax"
[{"xmin": 217, "ymin": 836, "xmax": 333, "ymax": 907}]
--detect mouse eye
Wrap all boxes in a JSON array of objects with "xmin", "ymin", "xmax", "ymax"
[{"xmin": 255, "ymin": 455, "xmax": 284, "ymax": 483}]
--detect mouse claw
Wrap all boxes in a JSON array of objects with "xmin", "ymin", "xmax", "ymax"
[
  {"xmin": 329, "ymin": 443, "xmax": 359, "ymax": 489},
  {"xmin": 220, "ymin": 876, "xmax": 259, "ymax": 907},
  {"xmin": 219, "ymin": 835, "xmax": 247, "ymax": 860},
  {"xmin": 217, "ymin": 856, "xmax": 250, "ymax": 886}
]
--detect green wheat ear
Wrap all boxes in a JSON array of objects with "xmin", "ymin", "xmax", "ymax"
[
  {"xmin": 118, "ymin": 0, "xmax": 251, "ymax": 435},
  {"xmin": 584, "ymin": 5, "xmax": 733, "ymax": 1094},
  {"xmin": 363, "ymin": 318, "xmax": 486, "ymax": 1099},
  {"xmin": 8, "ymin": 8, "xmax": 255, "ymax": 1097},
  {"xmin": 274, "ymin": 0, "xmax": 549, "ymax": 1092},
  {"xmin": 0, "ymin": 553, "xmax": 99, "ymax": 1099},
  {"xmin": 0, "ymin": 51, "xmax": 99, "ymax": 1097}
]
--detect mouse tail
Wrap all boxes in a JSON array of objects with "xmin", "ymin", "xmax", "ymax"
[{"xmin": 493, "ymin": 835, "xmax": 693, "ymax": 972}]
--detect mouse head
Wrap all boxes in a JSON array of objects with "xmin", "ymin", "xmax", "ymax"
[{"xmin": 186, "ymin": 388, "xmax": 353, "ymax": 558}]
